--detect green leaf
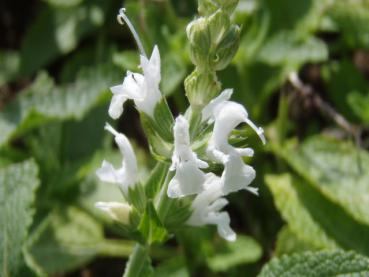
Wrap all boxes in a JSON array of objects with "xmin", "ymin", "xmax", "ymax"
[
  {"xmin": 0, "ymin": 64, "xmax": 120, "ymax": 147},
  {"xmin": 128, "ymin": 184, "xmax": 147, "ymax": 212},
  {"xmin": 329, "ymin": 2, "xmax": 369, "ymax": 49},
  {"xmin": 20, "ymin": 2, "xmax": 106, "ymax": 74},
  {"xmin": 265, "ymin": 174, "xmax": 338, "ymax": 250},
  {"xmin": 258, "ymin": 250, "xmax": 369, "ymax": 277},
  {"xmin": 113, "ymin": 50, "xmax": 140, "ymax": 72},
  {"xmin": 258, "ymin": 31, "xmax": 328, "ymax": 69},
  {"xmin": 154, "ymin": 256, "xmax": 188, "ymax": 277},
  {"xmin": 161, "ymin": 53, "xmax": 187, "ymax": 96},
  {"xmin": 41, "ymin": 0, "xmax": 83, "ymax": 7},
  {"xmin": 140, "ymin": 114, "xmax": 173, "ymax": 161},
  {"xmin": 24, "ymin": 206, "xmax": 104, "ymax": 275},
  {"xmin": 275, "ymin": 226, "xmax": 318, "ymax": 257},
  {"xmin": 267, "ymin": 173, "xmax": 369, "ymax": 256},
  {"xmin": 322, "ymin": 60, "xmax": 369, "ymax": 121},
  {"xmin": 347, "ymin": 92, "xmax": 369, "ymax": 123},
  {"xmin": 0, "ymin": 160, "xmax": 39, "ymax": 277},
  {"xmin": 0, "ymin": 50, "xmax": 20, "ymax": 86},
  {"xmin": 145, "ymin": 162, "xmax": 169, "ymax": 199},
  {"xmin": 281, "ymin": 136, "xmax": 369, "ymax": 227},
  {"xmin": 207, "ymin": 235, "xmax": 262, "ymax": 272},
  {"xmin": 164, "ymin": 198, "xmax": 192, "ymax": 230},
  {"xmin": 138, "ymin": 201, "xmax": 167, "ymax": 244}
]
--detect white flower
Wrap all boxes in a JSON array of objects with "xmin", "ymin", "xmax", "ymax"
[
  {"xmin": 108, "ymin": 45, "xmax": 162, "ymax": 119},
  {"xmin": 167, "ymin": 115, "xmax": 209, "ymax": 198},
  {"xmin": 202, "ymin": 89, "xmax": 265, "ymax": 194},
  {"xmin": 221, "ymin": 154, "xmax": 258, "ymax": 195},
  {"xmin": 187, "ymin": 173, "xmax": 236, "ymax": 241},
  {"xmin": 204, "ymin": 89, "xmax": 265, "ymax": 161},
  {"xmin": 95, "ymin": 201, "xmax": 132, "ymax": 224},
  {"xmin": 96, "ymin": 123, "xmax": 138, "ymax": 196}
]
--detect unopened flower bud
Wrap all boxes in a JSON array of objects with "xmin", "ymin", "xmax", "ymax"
[
  {"xmin": 96, "ymin": 201, "xmax": 132, "ymax": 225},
  {"xmin": 186, "ymin": 17, "xmax": 211, "ymax": 69},
  {"xmin": 212, "ymin": 24, "xmax": 240, "ymax": 71}
]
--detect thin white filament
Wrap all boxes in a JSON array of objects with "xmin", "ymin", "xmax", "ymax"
[
  {"xmin": 117, "ymin": 8, "xmax": 147, "ymax": 58},
  {"xmin": 104, "ymin": 122, "xmax": 120, "ymax": 137}
]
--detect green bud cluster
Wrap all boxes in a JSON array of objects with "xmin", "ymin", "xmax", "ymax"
[
  {"xmin": 198, "ymin": 0, "xmax": 239, "ymax": 16},
  {"xmin": 185, "ymin": 0, "xmax": 240, "ymax": 110}
]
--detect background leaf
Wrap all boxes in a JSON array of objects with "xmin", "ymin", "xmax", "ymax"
[
  {"xmin": 258, "ymin": 250, "xmax": 369, "ymax": 277},
  {"xmin": 280, "ymin": 136, "xmax": 369, "ymax": 226},
  {"xmin": 24, "ymin": 206, "xmax": 105, "ymax": 275},
  {"xmin": 0, "ymin": 160, "xmax": 39, "ymax": 277}
]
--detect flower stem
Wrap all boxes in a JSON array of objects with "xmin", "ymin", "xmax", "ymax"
[
  {"xmin": 98, "ymin": 239, "xmax": 134, "ymax": 257},
  {"xmin": 122, "ymin": 243, "xmax": 151, "ymax": 277},
  {"xmin": 156, "ymin": 169, "xmax": 175, "ymax": 222}
]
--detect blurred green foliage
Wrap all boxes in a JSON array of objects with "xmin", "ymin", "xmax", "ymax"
[{"xmin": 1, "ymin": 0, "xmax": 369, "ymax": 276}]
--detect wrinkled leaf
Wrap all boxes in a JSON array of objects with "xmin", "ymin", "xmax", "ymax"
[
  {"xmin": 281, "ymin": 136, "xmax": 369, "ymax": 226},
  {"xmin": 0, "ymin": 160, "xmax": 39, "ymax": 277},
  {"xmin": 259, "ymin": 250, "xmax": 369, "ymax": 277},
  {"xmin": 24, "ymin": 206, "xmax": 104, "ymax": 275},
  {"xmin": 0, "ymin": 64, "xmax": 120, "ymax": 147},
  {"xmin": 275, "ymin": 226, "xmax": 318, "ymax": 257},
  {"xmin": 265, "ymin": 174, "xmax": 338, "ymax": 250}
]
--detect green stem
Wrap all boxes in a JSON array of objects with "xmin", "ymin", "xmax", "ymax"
[
  {"xmin": 276, "ymin": 90, "xmax": 289, "ymax": 146},
  {"xmin": 98, "ymin": 239, "xmax": 134, "ymax": 257},
  {"xmin": 156, "ymin": 169, "xmax": 175, "ymax": 222},
  {"xmin": 123, "ymin": 243, "xmax": 150, "ymax": 277}
]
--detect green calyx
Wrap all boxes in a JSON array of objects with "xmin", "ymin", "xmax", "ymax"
[
  {"xmin": 187, "ymin": 10, "xmax": 240, "ymax": 71},
  {"xmin": 185, "ymin": 1, "xmax": 240, "ymax": 111},
  {"xmin": 185, "ymin": 69, "xmax": 221, "ymax": 110}
]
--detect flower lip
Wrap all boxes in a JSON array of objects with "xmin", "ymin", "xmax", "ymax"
[
  {"xmin": 96, "ymin": 123, "xmax": 138, "ymax": 196},
  {"xmin": 167, "ymin": 115, "xmax": 209, "ymax": 198},
  {"xmin": 187, "ymin": 173, "xmax": 236, "ymax": 241}
]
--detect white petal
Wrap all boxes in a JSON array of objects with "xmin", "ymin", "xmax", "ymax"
[
  {"xmin": 209, "ymin": 212, "xmax": 236, "ymax": 242},
  {"xmin": 109, "ymin": 47, "xmax": 163, "ymax": 118},
  {"xmin": 221, "ymin": 154, "xmax": 256, "ymax": 195},
  {"xmin": 187, "ymin": 173, "xmax": 223, "ymax": 226},
  {"xmin": 167, "ymin": 161, "xmax": 206, "ymax": 198},
  {"xmin": 141, "ymin": 45, "xmax": 161, "ymax": 82},
  {"xmin": 207, "ymin": 198, "xmax": 228, "ymax": 212},
  {"xmin": 96, "ymin": 160, "xmax": 119, "ymax": 183},
  {"xmin": 103, "ymin": 124, "xmax": 139, "ymax": 194},
  {"xmin": 235, "ymin": 147, "xmax": 254, "ymax": 157},
  {"xmin": 202, "ymin": 89, "xmax": 233, "ymax": 122},
  {"xmin": 108, "ymin": 94, "xmax": 127, "ymax": 119},
  {"xmin": 121, "ymin": 72, "xmax": 144, "ymax": 99},
  {"xmin": 110, "ymin": 84, "xmax": 124, "ymax": 94},
  {"xmin": 168, "ymin": 115, "xmax": 208, "ymax": 198}
]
